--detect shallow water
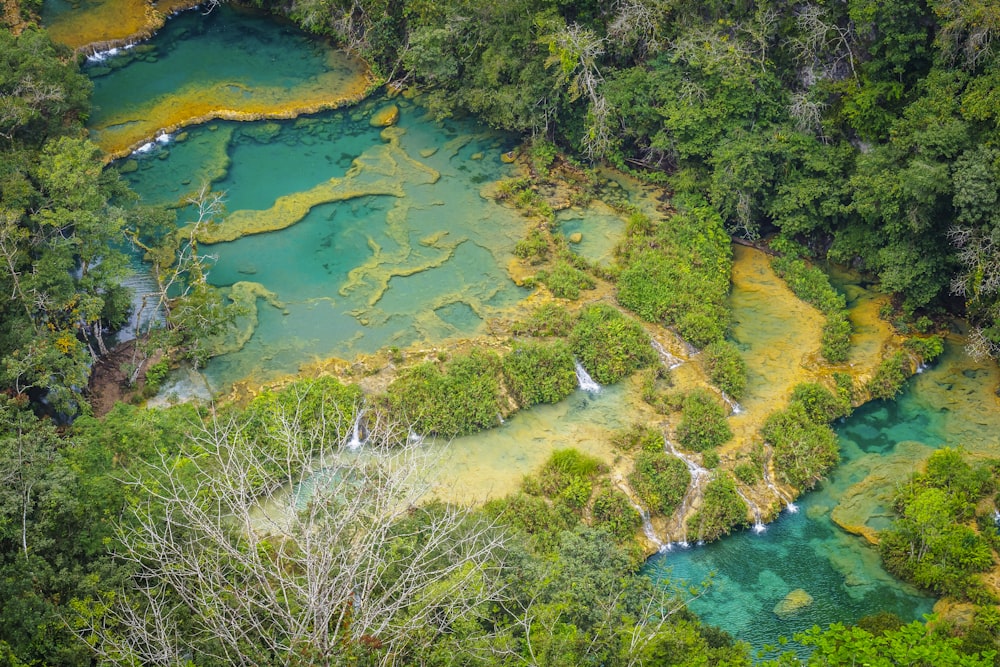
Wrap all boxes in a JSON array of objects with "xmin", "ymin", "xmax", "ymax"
[
  {"xmin": 428, "ymin": 381, "xmax": 641, "ymax": 504},
  {"xmin": 650, "ymin": 334, "xmax": 1000, "ymax": 652},
  {"xmin": 85, "ymin": 5, "xmax": 370, "ymax": 157}
]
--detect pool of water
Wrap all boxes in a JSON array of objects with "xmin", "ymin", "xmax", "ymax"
[
  {"xmin": 85, "ymin": 5, "xmax": 370, "ymax": 157},
  {"xmin": 649, "ymin": 334, "xmax": 1000, "ymax": 652}
]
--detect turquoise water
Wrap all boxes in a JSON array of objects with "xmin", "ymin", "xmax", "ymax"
[
  {"xmin": 647, "ymin": 336, "xmax": 1000, "ymax": 652},
  {"xmin": 84, "ymin": 5, "xmax": 368, "ymax": 156},
  {"xmin": 122, "ymin": 107, "xmax": 527, "ymax": 388}
]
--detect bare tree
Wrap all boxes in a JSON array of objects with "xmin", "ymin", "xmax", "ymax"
[{"xmin": 75, "ymin": 394, "xmax": 511, "ymax": 666}]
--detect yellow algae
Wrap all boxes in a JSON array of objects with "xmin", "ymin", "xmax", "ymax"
[
  {"xmin": 830, "ymin": 440, "xmax": 935, "ymax": 544},
  {"xmin": 369, "ymin": 104, "xmax": 399, "ymax": 127},
  {"xmin": 189, "ymin": 132, "xmax": 439, "ymax": 243},
  {"xmin": 45, "ymin": 0, "xmax": 200, "ymax": 52},
  {"xmin": 89, "ymin": 49, "xmax": 375, "ymax": 160},
  {"xmin": 208, "ymin": 281, "xmax": 286, "ymax": 357}
]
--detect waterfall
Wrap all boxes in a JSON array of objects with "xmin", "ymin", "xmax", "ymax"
[
  {"xmin": 117, "ymin": 265, "xmax": 166, "ymax": 343},
  {"xmin": 345, "ymin": 412, "xmax": 365, "ymax": 450},
  {"xmin": 85, "ymin": 42, "xmax": 135, "ymax": 63},
  {"xmin": 665, "ymin": 438, "xmax": 711, "ymax": 546},
  {"xmin": 721, "ymin": 392, "xmax": 743, "ymax": 415},
  {"xmin": 651, "ymin": 339, "xmax": 684, "ymax": 369},
  {"xmin": 574, "ymin": 360, "xmax": 601, "ymax": 393},
  {"xmin": 761, "ymin": 445, "xmax": 798, "ymax": 513},
  {"xmin": 993, "ymin": 509, "xmax": 1000, "ymax": 527},
  {"xmin": 734, "ymin": 486, "xmax": 766, "ymax": 534}
]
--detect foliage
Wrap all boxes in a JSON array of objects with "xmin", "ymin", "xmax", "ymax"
[
  {"xmin": 387, "ymin": 349, "xmax": 504, "ymax": 437},
  {"xmin": 569, "ymin": 303, "xmax": 656, "ymax": 385},
  {"xmin": 536, "ymin": 259, "xmax": 596, "ymax": 299},
  {"xmin": 502, "ymin": 340, "xmax": 577, "ymax": 406},
  {"xmin": 867, "ymin": 351, "xmax": 912, "ymax": 400},
  {"xmin": 766, "ymin": 618, "xmax": 997, "ymax": 667},
  {"xmin": 789, "ymin": 382, "xmax": 852, "ymax": 424},
  {"xmin": 733, "ymin": 462, "xmax": 762, "ymax": 486},
  {"xmin": 511, "ymin": 302, "xmax": 575, "ymax": 337},
  {"xmin": 615, "ymin": 200, "xmax": 732, "ymax": 348},
  {"xmin": 687, "ymin": 475, "xmax": 748, "ymax": 542},
  {"xmin": 612, "ymin": 423, "xmax": 665, "ymax": 453},
  {"xmin": 675, "ymin": 388, "xmax": 732, "ymax": 452},
  {"xmin": 879, "ymin": 448, "xmax": 998, "ymax": 600},
  {"xmin": 761, "ymin": 404, "xmax": 840, "ymax": 490},
  {"xmin": 904, "ymin": 335, "xmax": 946, "ymax": 363},
  {"xmin": 628, "ymin": 449, "xmax": 691, "ymax": 516},
  {"xmin": 702, "ymin": 340, "xmax": 748, "ymax": 400},
  {"xmin": 771, "ymin": 254, "xmax": 853, "ymax": 363},
  {"xmin": 514, "ymin": 227, "xmax": 550, "ymax": 265},
  {"xmin": 591, "ymin": 485, "xmax": 642, "ymax": 543},
  {"xmin": 526, "ymin": 449, "xmax": 606, "ymax": 510}
]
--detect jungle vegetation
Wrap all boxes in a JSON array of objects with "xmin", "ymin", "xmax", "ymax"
[{"xmin": 3, "ymin": 0, "xmax": 1000, "ymax": 664}]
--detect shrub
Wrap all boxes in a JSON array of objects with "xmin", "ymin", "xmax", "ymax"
[
  {"xmin": 771, "ymin": 254, "xmax": 853, "ymax": 363},
  {"xmin": 387, "ymin": 349, "xmax": 503, "ymax": 437},
  {"xmin": 615, "ymin": 197, "xmax": 732, "ymax": 349},
  {"xmin": 733, "ymin": 462, "xmax": 762, "ymax": 486},
  {"xmin": 591, "ymin": 486, "xmax": 642, "ymax": 543},
  {"xmin": 514, "ymin": 227, "xmax": 550, "ymax": 265},
  {"xmin": 761, "ymin": 404, "xmax": 839, "ymax": 490},
  {"xmin": 512, "ymin": 302, "xmax": 575, "ymax": 337},
  {"xmin": 570, "ymin": 304, "xmax": 656, "ymax": 385},
  {"xmin": 903, "ymin": 335, "xmax": 945, "ymax": 364},
  {"xmin": 702, "ymin": 340, "xmax": 747, "ymax": 399},
  {"xmin": 612, "ymin": 423, "xmax": 664, "ymax": 453},
  {"xmin": 702, "ymin": 450, "xmax": 720, "ymax": 468},
  {"xmin": 502, "ymin": 341, "xmax": 577, "ymax": 407},
  {"xmin": 821, "ymin": 312, "xmax": 852, "ymax": 363},
  {"xmin": 687, "ymin": 475, "xmax": 748, "ymax": 542},
  {"xmin": 789, "ymin": 382, "xmax": 851, "ymax": 424},
  {"xmin": 530, "ymin": 449, "xmax": 606, "ymax": 505},
  {"xmin": 676, "ymin": 389, "xmax": 732, "ymax": 452},
  {"xmin": 628, "ymin": 450, "xmax": 691, "ymax": 515},
  {"xmin": 537, "ymin": 260, "xmax": 596, "ymax": 299},
  {"xmin": 484, "ymin": 492, "xmax": 578, "ymax": 552},
  {"xmin": 866, "ymin": 351, "xmax": 910, "ymax": 400}
]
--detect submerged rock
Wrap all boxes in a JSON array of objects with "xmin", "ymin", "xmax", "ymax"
[
  {"xmin": 370, "ymin": 104, "xmax": 400, "ymax": 127},
  {"xmin": 569, "ymin": 232, "xmax": 583, "ymax": 244},
  {"xmin": 773, "ymin": 589, "xmax": 814, "ymax": 618}
]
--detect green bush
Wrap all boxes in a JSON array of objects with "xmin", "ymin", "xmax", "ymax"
[
  {"xmin": 702, "ymin": 450, "xmax": 720, "ymax": 469},
  {"xmin": 733, "ymin": 462, "xmax": 762, "ymax": 486},
  {"xmin": 527, "ymin": 138, "xmax": 558, "ymax": 176},
  {"xmin": 387, "ymin": 349, "xmax": 504, "ymax": 437},
  {"xmin": 512, "ymin": 303, "xmax": 575, "ymax": 337},
  {"xmin": 628, "ymin": 450, "xmax": 691, "ymax": 515},
  {"xmin": 761, "ymin": 404, "xmax": 840, "ymax": 490},
  {"xmin": 676, "ymin": 389, "xmax": 732, "ymax": 452},
  {"xmin": 570, "ymin": 304, "xmax": 656, "ymax": 385},
  {"xmin": 903, "ymin": 335, "xmax": 945, "ymax": 364},
  {"xmin": 529, "ymin": 449, "xmax": 606, "ymax": 508},
  {"xmin": 514, "ymin": 227, "xmax": 550, "ymax": 265},
  {"xmin": 615, "ymin": 197, "xmax": 732, "ymax": 348},
  {"xmin": 687, "ymin": 475, "xmax": 748, "ymax": 542},
  {"xmin": 820, "ymin": 312, "xmax": 853, "ymax": 363},
  {"xmin": 612, "ymin": 423, "xmax": 664, "ymax": 453},
  {"xmin": 483, "ymin": 492, "xmax": 579, "ymax": 552},
  {"xmin": 702, "ymin": 340, "xmax": 747, "ymax": 399},
  {"xmin": 502, "ymin": 340, "xmax": 577, "ymax": 407},
  {"xmin": 537, "ymin": 260, "xmax": 596, "ymax": 299},
  {"xmin": 591, "ymin": 486, "xmax": 642, "ymax": 543},
  {"xmin": 772, "ymin": 254, "xmax": 853, "ymax": 363},
  {"xmin": 866, "ymin": 351, "xmax": 911, "ymax": 400},
  {"xmin": 789, "ymin": 382, "xmax": 851, "ymax": 424}
]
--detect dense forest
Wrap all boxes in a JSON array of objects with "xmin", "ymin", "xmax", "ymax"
[{"xmin": 2, "ymin": 0, "xmax": 1000, "ymax": 664}]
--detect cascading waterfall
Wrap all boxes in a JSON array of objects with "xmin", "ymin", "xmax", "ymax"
[
  {"xmin": 346, "ymin": 411, "xmax": 365, "ymax": 450},
  {"xmin": 651, "ymin": 339, "xmax": 684, "ymax": 369},
  {"xmin": 117, "ymin": 265, "xmax": 166, "ymax": 343},
  {"xmin": 733, "ymin": 485, "xmax": 766, "ymax": 534},
  {"xmin": 762, "ymin": 444, "xmax": 798, "ymax": 513},
  {"xmin": 618, "ymin": 487, "xmax": 667, "ymax": 552},
  {"xmin": 664, "ymin": 438, "xmax": 711, "ymax": 547},
  {"xmin": 574, "ymin": 360, "xmax": 601, "ymax": 393},
  {"xmin": 721, "ymin": 392, "xmax": 743, "ymax": 415}
]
